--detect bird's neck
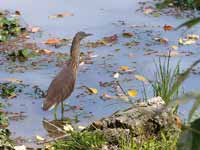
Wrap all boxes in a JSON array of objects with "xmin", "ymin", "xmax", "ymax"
[{"xmin": 70, "ymin": 36, "xmax": 81, "ymax": 70}]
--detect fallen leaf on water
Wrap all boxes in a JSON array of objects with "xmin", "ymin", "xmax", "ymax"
[
  {"xmin": 36, "ymin": 135, "xmax": 45, "ymax": 141},
  {"xmin": 15, "ymin": 10, "xmax": 21, "ymax": 16},
  {"xmin": 134, "ymin": 75, "xmax": 148, "ymax": 84},
  {"xmin": 29, "ymin": 26, "xmax": 40, "ymax": 33},
  {"xmin": 122, "ymin": 32, "xmax": 134, "ymax": 38},
  {"xmin": 170, "ymin": 45, "xmax": 178, "ymax": 50},
  {"xmin": 87, "ymin": 87, "xmax": 98, "ymax": 94},
  {"xmin": 163, "ymin": 25, "xmax": 173, "ymax": 31},
  {"xmin": 128, "ymin": 89, "xmax": 137, "ymax": 97},
  {"xmin": 44, "ymin": 38, "xmax": 61, "ymax": 45},
  {"xmin": 63, "ymin": 124, "xmax": 74, "ymax": 132},
  {"xmin": 119, "ymin": 66, "xmax": 129, "ymax": 71},
  {"xmin": 86, "ymin": 34, "xmax": 118, "ymax": 48},
  {"xmin": 178, "ymin": 34, "xmax": 199, "ymax": 45},
  {"xmin": 36, "ymin": 49, "xmax": 53, "ymax": 55},
  {"xmin": 143, "ymin": 7, "xmax": 154, "ymax": 14},
  {"xmin": 154, "ymin": 37, "xmax": 168, "ymax": 44},
  {"xmin": 49, "ymin": 12, "xmax": 74, "ymax": 19},
  {"xmin": 156, "ymin": 50, "xmax": 179, "ymax": 57},
  {"xmin": 0, "ymin": 78, "xmax": 22, "ymax": 84},
  {"xmin": 100, "ymin": 93, "xmax": 116, "ymax": 100},
  {"xmin": 113, "ymin": 72, "xmax": 120, "ymax": 79},
  {"xmin": 119, "ymin": 95, "xmax": 129, "ymax": 101}
]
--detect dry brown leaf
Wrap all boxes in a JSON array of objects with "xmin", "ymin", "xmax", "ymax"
[
  {"xmin": 122, "ymin": 32, "xmax": 134, "ymax": 38},
  {"xmin": 163, "ymin": 25, "xmax": 173, "ymax": 31},
  {"xmin": 49, "ymin": 12, "xmax": 74, "ymax": 19},
  {"xmin": 44, "ymin": 38, "xmax": 61, "ymax": 45}
]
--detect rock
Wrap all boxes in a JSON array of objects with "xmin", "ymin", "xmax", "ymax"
[{"xmin": 86, "ymin": 97, "xmax": 180, "ymax": 144}]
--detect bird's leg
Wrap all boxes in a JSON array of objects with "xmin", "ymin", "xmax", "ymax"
[
  {"xmin": 54, "ymin": 104, "xmax": 58, "ymax": 120},
  {"xmin": 61, "ymin": 101, "xmax": 64, "ymax": 120}
]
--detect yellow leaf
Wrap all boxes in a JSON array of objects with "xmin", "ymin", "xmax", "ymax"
[
  {"xmin": 36, "ymin": 135, "xmax": 45, "ymax": 141},
  {"xmin": 178, "ymin": 34, "xmax": 199, "ymax": 45},
  {"xmin": 170, "ymin": 45, "xmax": 178, "ymax": 50},
  {"xmin": 119, "ymin": 66, "xmax": 129, "ymax": 71},
  {"xmin": 87, "ymin": 88, "xmax": 98, "ymax": 94},
  {"xmin": 134, "ymin": 75, "xmax": 148, "ymax": 83},
  {"xmin": 128, "ymin": 89, "xmax": 137, "ymax": 97}
]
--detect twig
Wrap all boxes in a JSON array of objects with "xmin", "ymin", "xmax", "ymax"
[
  {"xmin": 37, "ymin": 134, "xmax": 70, "ymax": 144},
  {"xmin": 43, "ymin": 119, "xmax": 66, "ymax": 134},
  {"xmin": 115, "ymin": 80, "xmax": 133, "ymax": 104}
]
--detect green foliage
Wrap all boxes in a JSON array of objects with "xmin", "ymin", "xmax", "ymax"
[
  {"xmin": 118, "ymin": 129, "xmax": 179, "ymax": 150},
  {"xmin": 151, "ymin": 57, "xmax": 180, "ymax": 104},
  {"xmin": 151, "ymin": 58, "xmax": 200, "ymax": 104},
  {"xmin": 7, "ymin": 48, "xmax": 39, "ymax": 62},
  {"xmin": 0, "ymin": 83, "xmax": 17, "ymax": 98},
  {"xmin": 0, "ymin": 12, "xmax": 22, "ymax": 42},
  {"xmin": 0, "ymin": 129, "xmax": 14, "ymax": 149},
  {"xmin": 53, "ymin": 131, "xmax": 107, "ymax": 150},
  {"xmin": 156, "ymin": 0, "xmax": 200, "ymax": 9},
  {"xmin": 175, "ymin": 18, "xmax": 200, "ymax": 30},
  {"xmin": 177, "ymin": 119, "xmax": 200, "ymax": 150}
]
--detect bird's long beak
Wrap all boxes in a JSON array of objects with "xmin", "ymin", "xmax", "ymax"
[{"xmin": 85, "ymin": 33, "xmax": 93, "ymax": 37}]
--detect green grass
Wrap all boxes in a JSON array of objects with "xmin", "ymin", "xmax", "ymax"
[
  {"xmin": 151, "ymin": 57, "xmax": 180, "ymax": 104},
  {"xmin": 53, "ymin": 131, "xmax": 107, "ymax": 150},
  {"xmin": 52, "ymin": 128, "xmax": 180, "ymax": 150},
  {"xmin": 0, "ymin": 11, "xmax": 23, "ymax": 42}
]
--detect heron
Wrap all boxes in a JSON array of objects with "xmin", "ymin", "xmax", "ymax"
[{"xmin": 43, "ymin": 32, "xmax": 92, "ymax": 119}]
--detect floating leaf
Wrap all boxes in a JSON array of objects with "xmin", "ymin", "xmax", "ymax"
[
  {"xmin": 122, "ymin": 32, "xmax": 134, "ymax": 38},
  {"xmin": 49, "ymin": 12, "xmax": 74, "ymax": 19},
  {"xmin": 36, "ymin": 135, "xmax": 45, "ymax": 141},
  {"xmin": 128, "ymin": 89, "xmax": 137, "ymax": 97},
  {"xmin": 29, "ymin": 26, "xmax": 40, "ymax": 33},
  {"xmin": 179, "ymin": 34, "xmax": 199, "ymax": 45},
  {"xmin": 87, "ymin": 88, "xmax": 98, "ymax": 94},
  {"xmin": 0, "ymin": 78, "xmax": 22, "ymax": 84},
  {"xmin": 119, "ymin": 66, "xmax": 129, "ymax": 71},
  {"xmin": 171, "ymin": 45, "xmax": 178, "ymax": 50},
  {"xmin": 44, "ymin": 38, "xmax": 61, "ymax": 45},
  {"xmin": 163, "ymin": 25, "xmax": 174, "ymax": 31},
  {"xmin": 134, "ymin": 75, "xmax": 148, "ymax": 83}
]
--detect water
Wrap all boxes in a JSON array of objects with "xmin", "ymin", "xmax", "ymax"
[{"xmin": 0, "ymin": 0, "xmax": 200, "ymax": 147}]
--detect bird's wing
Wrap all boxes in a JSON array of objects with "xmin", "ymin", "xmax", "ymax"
[{"xmin": 43, "ymin": 65, "xmax": 76, "ymax": 111}]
